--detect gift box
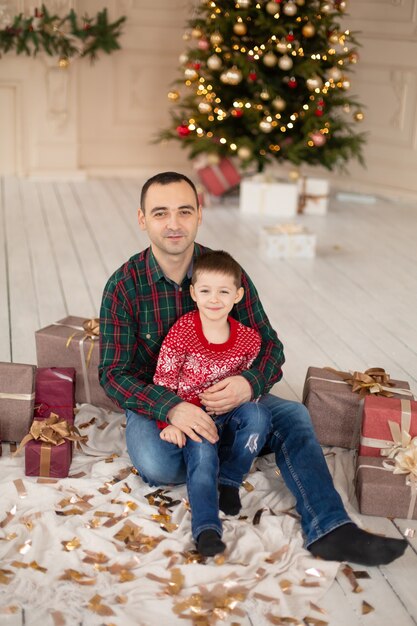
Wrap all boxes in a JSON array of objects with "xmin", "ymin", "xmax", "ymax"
[
  {"xmin": 240, "ymin": 177, "xmax": 298, "ymax": 217},
  {"xmin": 195, "ymin": 157, "xmax": 241, "ymax": 196},
  {"xmin": 302, "ymin": 366, "xmax": 411, "ymax": 449},
  {"xmin": 25, "ymin": 439, "xmax": 72, "ymax": 478},
  {"xmin": 297, "ymin": 176, "xmax": 329, "ymax": 216},
  {"xmin": 35, "ymin": 316, "xmax": 117, "ymax": 411},
  {"xmin": 0, "ymin": 362, "xmax": 36, "ymax": 443},
  {"xmin": 359, "ymin": 396, "xmax": 417, "ymax": 457},
  {"xmin": 259, "ymin": 223, "xmax": 316, "ymax": 259},
  {"xmin": 35, "ymin": 367, "xmax": 76, "ymax": 423},
  {"xmin": 356, "ymin": 456, "xmax": 417, "ymax": 520}
]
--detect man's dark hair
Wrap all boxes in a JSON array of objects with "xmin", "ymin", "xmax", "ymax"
[
  {"xmin": 140, "ymin": 171, "xmax": 199, "ymax": 212},
  {"xmin": 192, "ymin": 250, "xmax": 242, "ymax": 288}
]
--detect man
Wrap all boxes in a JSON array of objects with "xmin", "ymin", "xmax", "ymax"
[{"xmin": 99, "ymin": 171, "xmax": 407, "ymax": 566}]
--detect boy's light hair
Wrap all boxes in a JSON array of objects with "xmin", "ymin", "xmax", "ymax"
[{"xmin": 192, "ymin": 250, "xmax": 242, "ymax": 289}]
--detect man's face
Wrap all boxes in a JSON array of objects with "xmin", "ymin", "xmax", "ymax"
[{"xmin": 138, "ymin": 181, "xmax": 202, "ymax": 258}]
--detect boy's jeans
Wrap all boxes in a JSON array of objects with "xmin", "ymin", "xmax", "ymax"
[
  {"xmin": 127, "ymin": 402, "xmax": 271, "ymax": 540},
  {"xmin": 126, "ymin": 394, "xmax": 351, "ymax": 546}
]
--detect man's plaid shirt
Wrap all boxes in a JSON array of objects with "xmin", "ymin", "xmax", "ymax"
[{"xmin": 99, "ymin": 243, "xmax": 285, "ymax": 423}]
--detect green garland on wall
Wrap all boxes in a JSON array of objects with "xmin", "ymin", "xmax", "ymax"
[{"xmin": 0, "ymin": 5, "xmax": 126, "ymax": 65}]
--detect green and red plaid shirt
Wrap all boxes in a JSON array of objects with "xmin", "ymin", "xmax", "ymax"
[{"xmin": 99, "ymin": 243, "xmax": 284, "ymax": 422}]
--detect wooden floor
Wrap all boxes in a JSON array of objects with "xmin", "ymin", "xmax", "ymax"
[{"xmin": 1, "ymin": 176, "xmax": 417, "ymax": 625}]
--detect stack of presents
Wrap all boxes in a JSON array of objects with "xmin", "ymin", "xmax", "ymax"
[
  {"xmin": 195, "ymin": 155, "xmax": 328, "ymax": 259},
  {"xmin": 0, "ymin": 316, "xmax": 117, "ymax": 478}
]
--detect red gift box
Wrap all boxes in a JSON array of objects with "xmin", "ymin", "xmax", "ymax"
[
  {"xmin": 34, "ymin": 367, "xmax": 76, "ymax": 423},
  {"xmin": 195, "ymin": 157, "xmax": 241, "ymax": 196},
  {"xmin": 25, "ymin": 438, "xmax": 72, "ymax": 478},
  {"xmin": 359, "ymin": 396, "xmax": 417, "ymax": 457}
]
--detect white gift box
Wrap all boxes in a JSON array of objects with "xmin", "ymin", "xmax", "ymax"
[
  {"xmin": 260, "ymin": 223, "xmax": 316, "ymax": 259},
  {"xmin": 240, "ymin": 178, "xmax": 298, "ymax": 217},
  {"xmin": 297, "ymin": 176, "xmax": 329, "ymax": 215}
]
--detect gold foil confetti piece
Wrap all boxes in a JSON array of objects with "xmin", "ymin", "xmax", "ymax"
[
  {"xmin": 55, "ymin": 508, "xmax": 84, "ymax": 516},
  {"xmin": 265, "ymin": 545, "xmax": 289, "ymax": 564},
  {"xmin": 130, "ymin": 465, "xmax": 138, "ymax": 474},
  {"xmin": 167, "ymin": 554, "xmax": 180, "ymax": 569},
  {"xmin": 242, "ymin": 481, "xmax": 254, "ymax": 492},
  {"xmin": 118, "ymin": 569, "xmax": 136, "ymax": 583},
  {"xmin": 95, "ymin": 511, "xmax": 115, "ymax": 518},
  {"xmin": 300, "ymin": 580, "xmax": 320, "ymax": 588},
  {"xmin": 0, "ymin": 505, "xmax": 17, "ymax": 528},
  {"xmin": 114, "ymin": 522, "xmax": 164, "ymax": 553},
  {"xmin": 214, "ymin": 554, "xmax": 226, "ymax": 565},
  {"xmin": 238, "ymin": 515, "xmax": 248, "ymax": 521},
  {"xmin": 105, "ymin": 560, "xmax": 138, "ymax": 574},
  {"xmin": 14, "ymin": 478, "xmax": 27, "ymax": 498},
  {"xmin": 182, "ymin": 550, "xmax": 207, "ymax": 564},
  {"xmin": 305, "ymin": 567, "xmax": 324, "ymax": 578},
  {"xmin": 97, "ymin": 421, "xmax": 109, "ymax": 430},
  {"xmin": 68, "ymin": 472, "xmax": 87, "ymax": 478},
  {"xmin": 29, "ymin": 561, "xmax": 47, "ymax": 573},
  {"xmin": 105, "ymin": 454, "xmax": 119, "ymax": 463},
  {"xmin": 125, "ymin": 501, "xmax": 138, "ymax": 511},
  {"xmin": 50, "ymin": 610, "xmax": 66, "ymax": 626},
  {"xmin": 160, "ymin": 522, "xmax": 179, "ymax": 533},
  {"xmin": 152, "ymin": 513, "xmax": 171, "ymax": 523},
  {"xmin": 0, "ymin": 606, "xmax": 19, "ymax": 614},
  {"xmin": 86, "ymin": 517, "xmax": 102, "ymax": 528},
  {"xmin": 111, "ymin": 499, "xmax": 124, "ymax": 505},
  {"xmin": 103, "ymin": 514, "xmax": 127, "ymax": 528},
  {"xmin": 309, "ymin": 602, "xmax": 327, "ymax": 614},
  {"xmin": 167, "ymin": 568, "xmax": 184, "ymax": 595},
  {"xmin": 121, "ymin": 482, "xmax": 132, "ymax": 494},
  {"xmin": 78, "ymin": 417, "xmax": 96, "ymax": 429},
  {"xmin": 253, "ymin": 508, "xmax": 266, "ymax": 525},
  {"xmin": 114, "ymin": 466, "xmax": 133, "ymax": 481},
  {"xmin": 3, "ymin": 532, "xmax": 18, "ymax": 541},
  {"xmin": 116, "ymin": 595, "xmax": 127, "ymax": 604},
  {"xmin": 253, "ymin": 592, "xmax": 277, "ymax": 602},
  {"xmin": 275, "ymin": 468, "xmax": 281, "ymax": 476},
  {"xmin": 0, "ymin": 569, "xmax": 14, "ymax": 584},
  {"xmin": 18, "ymin": 539, "xmax": 32, "ymax": 555},
  {"xmin": 268, "ymin": 507, "xmax": 277, "ymax": 517},
  {"xmin": 404, "ymin": 528, "xmax": 415, "ymax": 538},
  {"xmin": 255, "ymin": 567, "xmax": 267, "ymax": 578},
  {"xmin": 37, "ymin": 478, "xmax": 58, "ymax": 484},
  {"xmin": 83, "ymin": 551, "xmax": 109, "ymax": 565},
  {"xmin": 59, "ymin": 569, "xmax": 96, "ymax": 585},
  {"xmin": 362, "ymin": 601, "xmax": 374, "ymax": 615},
  {"xmin": 98, "ymin": 486, "xmax": 111, "ymax": 495},
  {"xmin": 342, "ymin": 565, "xmax": 363, "ymax": 593},
  {"xmin": 87, "ymin": 594, "xmax": 115, "ymax": 616},
  {"xmin": 304, "ymin": 618, "xmax": 328, "ymax": 626},
  {"xmin": 182, "ymin": 499, "xmax": 191, "ymax": 511},
  {"xmin": 353, "ymin": 570, "xmax": 371, "ymax": 579},
  {"xmin": 62, "ymin": 537, "xmax": 81, "ymax": 552},
  {"xmin": 10, "ymin": 561, "xmax": 28, "ymax": 568},
  {"xmin": 279, "ymin": 579, "xmax": 293, "ymax": 594}
]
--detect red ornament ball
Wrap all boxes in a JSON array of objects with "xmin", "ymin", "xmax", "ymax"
[
  {"xmin": 288, "ymin": 77, "xmax": 298, "ymax": 89},
  {"xmin": 314, "ymin": 108, "xmax": 324, "ymax": 117},
  {"xmin": 192, "ymin": 62, "xmax": 201, "ymax": 70},
  {"xmin": 248, "ymin": 71, "xmax": 258, "ymax": 81},
  {"xmin": 286, "ymin": 31, "xmax": 295, "ymax": 42},
  {"xmin": 317, "ymin": 99, "xmax": 325, "ymax": 107},
  {"xmin": 232, "ymin": 109, "xmax": 244, "ymax": 117},
  {"xmin": 176, "ymin": 124, "xmax": 191, "ymax": 137}
]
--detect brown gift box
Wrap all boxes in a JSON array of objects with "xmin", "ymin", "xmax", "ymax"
[
  {"xmin": 356, "ymin": 456, "xmax": 417, "ymax": 520},
  {"xmin": 302, "ymin": 366, "xmax": 411, "ymax": 449},
  {"xmin": 25, "ymin": 439, "xmax": 72, "ymax": 478},
  {"xmin": 35, "ymin": 315, "xmax": 117, "ymax": 411},
  {"xmin": 0, "ymin": 362, "xmax": 36, "ymax": 442}
]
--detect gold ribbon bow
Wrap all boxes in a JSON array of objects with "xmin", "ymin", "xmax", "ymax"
[
  {"xmin": 326, "ymin": 367, "xmax": 412, "ymax": 398},
  {"xmin": 14, "ymin": 413, "xmax": 87, "ymax": 456},
  {"xmin": 82, "ymin": 318, "xmax": 100, "ymax": 339}
]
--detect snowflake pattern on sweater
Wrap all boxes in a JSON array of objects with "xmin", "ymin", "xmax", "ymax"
[{"xmin": 153, "ymin": 310, "xmax": 261, "ymax": 417}]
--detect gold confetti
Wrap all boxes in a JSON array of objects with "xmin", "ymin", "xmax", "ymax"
[
  {"xmin": 160, "ymin": 522, "xmax": 179, "ymax": 533},
  {"xmin": 182, "ymin": 499, "xmax": 191, "ymax": 511},
  {"xmin": 353, "ymin": 570, "xmax": 371, "ymax": 579},
  {"xmin": 62, "ymin": 537, "xmax": 81, "ymax": 552},
  {"xmin": 59, "ymin": 569, "xmax": 96, "ymax": 585},
  {"xmin": 304, "ymin": 618, "xmax": 328, "ymax": 626},
  {"xmin": 255, "ymin": 568, "xmax": 267, "ymax": 579},
  {"xmin": 152, "ymin": 513, "xmax": 171, "ymax": 523},
  {"xmin": 68, "ymin": 471, "xmax": 87, "ymax": 478},
  {"xmin": 181, "ymin": 550, "xmax": 207, "ymax": 564},
  {"xmin": 86, "ymin": 517, "xmax": 102, "ymax": 528},
  {"xmin": 119, "ymin": 569, "xmax": 136, "ymax": 583},
  {"xmin": 0, "ymin": 569, "xmax": 14, "ymax": 585},
  {"xmin": 242, "ymin": 481, "xmax": 254, "ymax": 492},
  {"xmin": 78, "ymin": 417, "xmax": 97, "ymax": 429},
  {"xmin": 305, "ymin": 567, "xmax": 324, "ymax": 578},
  {"xmin": 266, "ymin": 615, "xmax": 302, "ymax": 625},
  {"xmin": 300, "ymin": 580, "xmax": 320, "ymax": 588},
  {"xmin": 214, "ymin": 554, "xmax": 226, "ymax": 565},
  {"xmin": 0, "ymin": 532, "xmax": 18, "ymax": 541},
  {"xmin": 50, "ymin": 610, "xmax": 66, "ymax": 626},
  {"xmin": 404, "ymin": 528, "xmax": 415, "ymax": 538},
  {"xmin": 95, "ymin": 511, "xmax": 115, "ymax": 518},
  {"xmin": 98, "ymin": 485, "xmax": 112, "ymax": 495},
  {"xmin": 253, "ymin": 508, "xmax": 266, "ymax": 525},
  {"xmin": 97, "ymin": 421, "xmax": 109, "ymax": 430},
  {"xmin": 121, "ymin": 482, "xmax": 132, "ymax": 494},
  {"xmin": 14, "ymin": 478, "xmax": 27, "ymax": 498},
  {"xmin": 37, "ymin": 478, "xmax": 58, "ymax": 484},
  {"xmin": 103, "ymin": 514, "xmax": 127, "ymax": 528},
  {"xmin": 10, "ymin": 561, "xmax": 47, "ymax": 573},
  {"xmin": 0, "ymin": 606, "xmax": 19, "ymax": 614},
  {"xmin": 87, "ymin": 594, "xmax": 115, "ymax": 616},
  {"xmin": 253, "ymin": 592, "xmax": 277, "ymax": 602},
  {"xmin": 82, "ymin": 551, "xmax": 109, "ymax": 564},
  {"xmin": 114, "ymin": 522, "xmax": 164, "ymax": 553},
  {"xmin": 342, "ymin": 565, "xmax": 363, "ymax": 593},
  {"xmin": 116, "ymin": 595, "xmax": 127, "ymax": 604},
  {"xmin": 309, "ymin": 602, "xmax": 327, "ymax": 614},
  {"xmin": 362, "ymin": 601, "xmax": 374, "ymax": 615},
  {"xmin": 18, "ymin": 540, "xmax": 32, "ymax": 555},
  {"xmin": 0, "ymin": 505, "xmax": 17, "ymax": 528},
  {"xmin": 55, "ymin": 508, "xmax": 84, "ymax": 516},
  {"xmin": 265, "ymin": 545, "xmax": 289, "ymax": 564},
  {"xmin": 279, "ymin": 579, "xmax": 292, "ymax": 594},
  {"xmin": 104, "ymin": 454, "xmax": 119, "ymax": 463}
]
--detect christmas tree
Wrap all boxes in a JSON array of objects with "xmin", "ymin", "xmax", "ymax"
[{"xmin": 159, "ymin": 0, "xmax": 366, "ymax": 173}]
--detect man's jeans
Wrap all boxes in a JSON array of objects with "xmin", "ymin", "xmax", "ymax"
[
  {"xmin": 126, "ymin": 402, "xmax": 271, "ymax": 540},
  {"xmin": 126, "ymin": 394, "xmax": 351, "ymax": 546}
]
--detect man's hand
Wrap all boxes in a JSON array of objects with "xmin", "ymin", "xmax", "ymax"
[
  {"xmin": 167, "ymin": 402, "xmax": 219, "ymax": 444},
  {"xmin": 160, "ymin": 425, "xmax": 186, "ymax": 448},
  {"xmin": 199, "ymin": 376, "xmax": 252, "ymax": 415}
]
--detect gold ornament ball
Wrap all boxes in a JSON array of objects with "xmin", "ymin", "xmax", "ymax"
[
  {"xmin": 237, "ymin": 146, "xmax": 252, "ymax": 160},
  {"xmin": 210, "ymin": 31, "xmax": 223, "ymax": 45},
  {"xmin": 207, "ymin": 54, "xmax": 222, "ymax": 70},
  {"xmin": 207, "ymin": 153, "xmax": 221, "ymax": 165},
  {"xmin": 184, "ymin": 67, "xmax": 198, "ymax": 81},
  {"xmin": 233, "ymin": 22, "xmax": 247, "ymax": 36},
  {"xmin": 295, "ymin": 0, "xmax": 305, "ymax": 5},
  {"xmin": 306, "ymin": 75, "xmax": 323, "ymax": 91},
  {"xmin": 272, "ymin": 96, "xmax": 286, "ymax": 111},
  {"xmin": 263, "ymin": 51, "xmax": 277, "ymax": 67},
  {"xmin": 259, "ymin": 119, "xmax": 273, "ymax": 133},
  {"xmin": 278, "ymin": 54, "xmax": 293, "ymax": 71},
  {"xmin": 191, "ymin": 28, "xmax": 203, "ymax": 39},
  {"xmin": 227, "ymin": 66, "xmax": 243, "ymax": 85},
  {"xmin": 260, "ymin": 90, "xmax": 270, "ymax": 100},
  {"xmin": 266, "ymin": 1, "xmax": 279, "ymax": 15},
  {"xmin": 283, "ymin": 1, "xmax": 297, "ymax": 16},
  {"xmin": 329, "ymin": 32, "xmax": 339, "ymax": 44},
  {"xmin": 288, "ymin": 169, "xmax": 300, "ymax": 181},
  {"xmin": 198, "ymin": 101, "xmax": 212, "ymax": 114},
  {"xmin": 354, "ymin": 111, "xmax": 364, "ymax": 122},
  {"xmin": 302, "ymin": 22, "xmax": 315, "ymax": 38},
  {"xmin": 58, "ymin": 56, "xmax": 69, "ymax": 69},
  {"xmin": 236, "ymin": 0, "xmax": 251, "ymax": 7},
  {"xmin": 343, "ymin": 103, "xmax": 351, "ymax": 113},
  {"xmin": 182, "ymin": 32, "xmax": 191, "ymax": 41},
  {"xmin": 276, "ymin": 40, "xmax": 288, "ymax": 54},
  {"xmin": 327, "ymin": 66, "xmax": 342, "ymax": 81},
  {"xmin": 167, "ymin": 90, "xmax": 180, "ymax": 101},
  {"xmin": 338, "ymin": 0, "xmax": 347, "ymax": 11},
  {"xmin": 321, "ymin": 3, "xmax": 332, "ymax": 14},
  {"xmin": 349, "ymin": 51, "xmax": 359, "ymax": 64}
]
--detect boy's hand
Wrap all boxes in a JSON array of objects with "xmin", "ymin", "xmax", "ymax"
[
  {"xmin": 167, "ymin": 402, "xmax": 219, "ymax": 444},
  {"xmin": 160, "ymin": 425, "xmax": 186, "ymax": 448},
  {"xmin": 199, "ymin": 376, "xmax": 252, "ymax": 414}
]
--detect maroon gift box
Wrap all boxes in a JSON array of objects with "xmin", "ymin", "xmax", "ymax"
[
  {"xmin": 0, "ymin": 362, "xmax": 36, "ymax": 443},
  {"xmin": 25, "ymin": 438, "xmax": 72, "ymax": 478},
  {"xmin": 196, "ymin": 157, "xmax": 241, "ymax": 196},
  {"xmin": 35, "ymin": 367, "xmax": 76, "ymax": 423},
  {"xmin": 35, "ymin": 316, "xmax": 118, "ymax": 411},
  {"xmin": 302, "ymin": 366, "xmax": 411, "ymax": 449},
  {"xmin": 359, "ymin": 396, "xmax": 417, "ymax": 457},
  {"xmin": 356, "ymin": 456, "xmax": 417, "ymax": 520}
]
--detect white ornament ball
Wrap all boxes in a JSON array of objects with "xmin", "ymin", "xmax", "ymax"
[
  {"xmin": 210, "ymin": 31, "xmax": 223, "ymax": 46},
  {"xmin": 272, "ymin": 96, "xmax": 286, "ymax": 111},
  {"xmin": 278, "ymin": 54, "xmax": 293, "ymax": 71},
  {"xmin": 263, "ymin": 52, "xmax": 277, "ymax": 67},
  {"xmin": 237, "ymin": 146, "xmax": 252, "ymax": 160},
  {"xmin": 184, "ymin": 67, "xmax": 199, "ymax": 81},
  {"xmin": 266, "ymin": 1, "xmax": 280, "ymax": 15},
  {"xmin": 198, "ymin": 101, "xmax": 212, "ymax": 114},
  {"xmin": 207, "ymin": 54, "xmax": 223, "ymax": 70},
  {"xmin": 259, "ymin": 119, "xmax": 273, "ymax": 133},
  {"xmin": 288, "ymin": 169, "xmax": 300, "ymax": 181},
  {"xmin": 236, "ymin": 0, "xmax": 251, "ymax": 7},
  {"xmin": 179, "ymin": 52, "xmax": 188, "ymax": 65},
  {"xmin": 341, "ymin": 78, "xmax": 351, "ymax": 89},
  {"xmin": 283, "ymin": 1, "xmax": 297, "ymax": 16},
  {"xmin": 260, "ymin": 90, "xmax": 270, "ymax": 100},
  {"xmin": 327, "ymin": 66, "xmax": 342, "ymax": 81},
  {"xmin": 276, "ymin": 41, "xmax": 288, "ymax": 54},
  {"xmin": 306, "ymin": 75, "xmax": 323, "ymax": 91},
  {"xmin": 321, "ymin": 3, "xmax": 332, "ymax": 14},
  {"xmin": 310, "ymin": 131, "xmax": 326, "ymax": 147},
  {"xmin": 227, "ymin": 67, "xmax": 243, "ymax": 85}
]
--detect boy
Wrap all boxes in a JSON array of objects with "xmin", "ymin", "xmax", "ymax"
[{"xmin": 153, "ymin": 250, "xmax": 271, "ymax": 556}]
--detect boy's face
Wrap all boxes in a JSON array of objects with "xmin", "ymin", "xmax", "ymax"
[{"xmin": 190, "ymin": 271, "xmax": 244, "ymax": 322}]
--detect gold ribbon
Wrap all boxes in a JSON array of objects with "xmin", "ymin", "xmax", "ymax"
[
  {"xmin": 0, "ymin": 392, "xmax": 35, "ymax": 400},
  {"xmin": 14, "ymin": 413, "xmax": 87, "ymax": 456},
  {"xmin": 325, "ymin": 367, "xmax": 413, "ymax": 399},
  {"xmin": 297, "ymin": 176, "xmax": 329, "ymax": 214}
]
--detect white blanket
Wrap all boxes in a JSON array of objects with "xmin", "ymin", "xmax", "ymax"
[{"xmin": 0, "ymin": 405, "xmax": 359, "ymax": 626}]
